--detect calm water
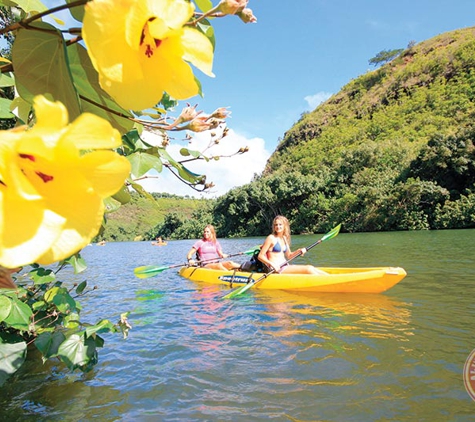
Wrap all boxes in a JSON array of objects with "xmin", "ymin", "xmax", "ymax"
[{"xmin": 1, "ymin": 230, "xmax": 475, "ymax": 421}]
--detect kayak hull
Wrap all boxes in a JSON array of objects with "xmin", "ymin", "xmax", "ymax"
[{"xmin": 178, "ymin": 266, "xmax": 407, "ymax": 293}]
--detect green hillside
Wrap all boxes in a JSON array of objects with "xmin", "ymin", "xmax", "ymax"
[
  {"xmin": 97, "ymin": 192, "xmax": 209, "ymax": 241},
  {"xmin": 267, "ymin": 27, "xmax": 475, "ymax": 174}
]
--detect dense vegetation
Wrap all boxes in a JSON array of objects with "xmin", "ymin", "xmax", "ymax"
[
  {"xmin": 96, "ymin": 192, "xmax": 207, "ymax": 241},
  {"xmin": 109, "ymin": 27, "xmax": 475, "ymax": 240}
]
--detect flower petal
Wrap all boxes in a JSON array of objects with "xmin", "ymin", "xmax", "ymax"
[
  {"xmin": 36, "ymin": 195, "xmax": 104, "ymax": 265},
  {"xmin": 64, "ymin": 113, "xmax": 123, "ymax": 150},
  {"xmin": 80, "ymin": 151, "xmax": 131, "ymax": 197},
  {"xmin": 182, "ymin": 27, "xmax": 215, "ymax": 77},
  {"xmin": 33, "ymin": 95, "xmax": 69, "ymax": 132},
  {"xmin": 0, "ymin": 191, "xmax": 65, "ymax": 268}
]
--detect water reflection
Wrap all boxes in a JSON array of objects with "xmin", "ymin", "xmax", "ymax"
[{"xmin": 256, "ymin": 290, "xmax": 413, "ymax": 341}]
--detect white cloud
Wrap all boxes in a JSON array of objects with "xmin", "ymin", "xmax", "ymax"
[
  {"xmin": 137, "ymin": 129, "xmax": 271, "ymax": 198},
  {"xmin": 304, "ymin": 91, "xmax": 332, "ymax": 110}
]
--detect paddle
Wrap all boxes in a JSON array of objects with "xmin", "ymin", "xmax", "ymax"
[
  {"xmin": 222, "ymin": 224, "xmax": 341, "ymax": 299},
  {"xmin": 134, "ymin": 245, "xmax": 261, "ymax": 279}
]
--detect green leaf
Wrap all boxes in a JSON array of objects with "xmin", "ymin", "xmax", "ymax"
[
  {"xmin": 122, "ymin": 129, "xmax": 152, "ymax": 152},
  {"xmin": 158, "ymin": 92, "xmax": 177, "ymax": 110},
  {"xmin": 0, "ymin": 72, "xmax": 14, "ymax": 87},
  {"xmin": 7, "ymin": 0, "xmax": 47, "ymax": 14},
  {"xmin": 62, "ymin": 253, "xmax": 87, "ymax": 274},
  {"xmin": 180, "ymin": 147, "xmax": 208, "ymax": 161},
  {"xmin": 35, "ymin": 331, "xmax": 66, "ymax": 358},
  {"xmin": 66, "ymin": 0, "xmax": 84, "ymax": 22},
  {"xmin": 0, "ymin": 340, "xmax": 27, "ymax": 386},
  {"xmin": 64, "ymin": 311, "xmax": 80, "ymax": 329},
  {"xmin": 194, "ymin": 0, "xmax": 213, "ymax": 12},
  {"xmin": 93, "ymin": 334, "xmax": 105, "ymax": 348},
  {"xmin": 129, "ymin": 181, "xmax": 156, "ymax": 200},
  {"xmin": 197, "ymin": 19, "xmax": 216, "ymax": 50},
  {"xmin": 3, "ymin": 298, "xmax": 32, "ymax": 331},
  {"xmin": 0, "ymin": 98, "xmax": 14, "ymax": 119},
  {"xmin": 75, "ymin": 281, "xmax": 87, "ymax": 294},
  {"xmin": 67, "ymin": 43, "xmax": 134, "ymax": 133},
  {"xmin": 127, "ymin": 151, "xmax": 163, "ymax": 178},
  {"xmin": 31, "ymin": 300, "xmax": 46, "ymax": 312},
  {"xmin": 54, "ymin": 292, "xmax": 76, "ymax": 314},
  {"xmin": 44, "ymin": 287, "xmax": 76, "ymax": 313},
  {"xmin": 157, "ymin": 147, "xmax": 205, "ymax": 183},
  {"xmin": 104, "ymin": 196, "xmax": 121, "ymax": 213},
  {"xmin": 85, "ymin": 319, "xmax": 116, "ymax": 338},
  {"xmin": 29, "ymin": 267, "xmax": 56, "ymax": 285},
  {"xmin": 9, "ymin": 96, "xmax": 31, "ymax": 124},
  {"xmin": 0, "ymin": 296, "xmax": 12, "ymax": 322},
  {"xmin": 58, "ymin": 333, "xmax": 97, "ymax": 371},
  {"xmin": 12, "ymin": 23, "xmax": 81, "ymax": 120},
  {"xmin": 112, "ymin": 185, "xmax": 131, "ymax": 204}
]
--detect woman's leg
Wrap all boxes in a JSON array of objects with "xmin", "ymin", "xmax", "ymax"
[
  {"xmin": 204, "ymin": 262, "xmax": 227, "ymax": 270},
  {"xmin": 222, "ymin": 261, "xmax": 241, "ymax": 270},
  {"xmin": 281, "ymin": 264, "xmax": 327, "ymax": 275}
]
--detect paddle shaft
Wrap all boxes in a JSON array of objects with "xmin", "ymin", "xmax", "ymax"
[
  {"xmin": 222, "ymin": 224, "xmax": 341, "ymax": 298},
  {"xmin": 134, "ymin": 246, "xmax": 260, "ymax": 278},
  {"xmin": 230, "ymin": 239, "xmax": 324, "ymax": 295}
]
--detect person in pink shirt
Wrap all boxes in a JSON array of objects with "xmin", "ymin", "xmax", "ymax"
[{"xmin": 186, "ymin": 225, "xmax": 240, "ymax": 270}]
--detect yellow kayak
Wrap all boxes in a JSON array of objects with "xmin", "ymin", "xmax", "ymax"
[{"xmin": 178, "ymin": 266, "xmax": 407, "ymax": 293}]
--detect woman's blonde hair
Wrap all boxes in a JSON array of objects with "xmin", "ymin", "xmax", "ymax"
[
  {"xmin": 203, "ymin": 224, "xmax": 217, "ymax": 242},
  {"xmin": 272, "ymin": 215, "xmax": 291, "ymax": 246}
]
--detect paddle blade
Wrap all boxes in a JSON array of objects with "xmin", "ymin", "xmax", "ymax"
[
  {"xmin": 243, "ymin": 246, "xmax": 261, "ymax": 255},
  {"xmin": 222, "ymin": 283, "xmax": 252, "ymax": 299},
  {"xmin": 321, "ymin": 224, "xmax": 341, "ymax": 242},
  {"xmin": 134, "ymin": 265, "xmax": 169, "ymax": 279}
]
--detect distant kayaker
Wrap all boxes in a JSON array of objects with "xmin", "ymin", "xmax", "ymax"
[
  {"xmin": 186, "ymin": 224, "xmax": 240, "ymax": 270},
  {"xmin": 258, "ymin": 215, "xmax": 327, "ymax": 275}
]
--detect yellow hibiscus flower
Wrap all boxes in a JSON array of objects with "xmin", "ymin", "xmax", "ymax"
[
  {"xmin": 0, "ymin": 96, "xmax": 131, "ymax": 268},
  {"xmin": 83, "ymin": 0, "xmax": 214, "ymax": 111}
]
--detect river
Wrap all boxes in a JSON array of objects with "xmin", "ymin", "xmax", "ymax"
[{"xmin": 1, "ymin": 229, "xmax": 474, "ymax": 421}]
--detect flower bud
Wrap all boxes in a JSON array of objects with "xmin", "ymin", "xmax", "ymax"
[
  {"xmin": 218, "ymin": 0, "xmax": 248, "ymax": 15},
  {"xmin": 210, "ymin": 107, "xmax": 231, "ymax": 119},
  {"xmin": 238, "ymin": 8, "xmax": 257, "ymax": 23},
  {"xmin": 206, "ymin": 118, "xmax": 221, "ymax": 130},
  {"xmin": 178, "ymin": 103, "xmax": 199, "ymax": 123},
  {"xmin": 187, "ymin": 115, "xmax": 213, "ymax": 132}
]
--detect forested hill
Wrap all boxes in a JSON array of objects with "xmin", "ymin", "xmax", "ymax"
[
  {"xmin": 265, "ymin": 27, "xmax": 475, "ymax": 176},
  {"xmin": 108, "ymin": 27, "xmax": 475, "ymax": 242},
  {"xmin": 209, "ymin": 26, "xmax": 475, "ymax": 235}
]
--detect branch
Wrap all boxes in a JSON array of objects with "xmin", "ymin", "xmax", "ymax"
[{"xmin": 0, "ymin": 0, "xmax": 89, "ymax": 35}]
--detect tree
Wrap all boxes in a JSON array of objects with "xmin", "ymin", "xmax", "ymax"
[{"xmin": 369, "ymin": 48, "xmax": 404, "ymax": 67}]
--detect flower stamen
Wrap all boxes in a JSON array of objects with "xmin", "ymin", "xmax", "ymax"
[
  {"xmin": 19, "ymin": 153, "xmax": 36, "ymax": 161},
  {"xmin": 140, "ymin": 21, "xmax": 162, "ymax": 59},
  {"xmin": 36, "ymin": 172, "xmax": 54, "ymax": 183}
]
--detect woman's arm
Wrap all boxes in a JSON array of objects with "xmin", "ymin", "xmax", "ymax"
[
  {"xmin": 286, "ymin": 247, "xmax": 307, "ymax": 260},
  {"xmin": 216, "ymin": 241, "xmax": 225, "ymax": 259},
  {"xmin": 187, "ymin": 247, "xmax": 197, "ymax": 265}
]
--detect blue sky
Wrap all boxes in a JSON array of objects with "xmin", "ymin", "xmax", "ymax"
[
  {"xmin": 43, "ymin": 0, "xmax": 475, "ymax": 197},
  {"xmin": 200, "ymin": 0, "xmax": 475, "ymax": 151}
]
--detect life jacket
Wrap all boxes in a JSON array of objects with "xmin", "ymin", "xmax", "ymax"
[{"xmin": 240, "ymin": 249, "xmax": 266, "ymax": 273}]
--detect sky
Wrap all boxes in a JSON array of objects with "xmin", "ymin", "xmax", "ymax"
[{"xmin": 43, "ymin": 0, "xmax": 475, "ymax": 197}]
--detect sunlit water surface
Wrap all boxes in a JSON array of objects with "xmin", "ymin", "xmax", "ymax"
[{"xmin": 2, "ymin": 230, "xmax": 475, "ymax": 421}]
